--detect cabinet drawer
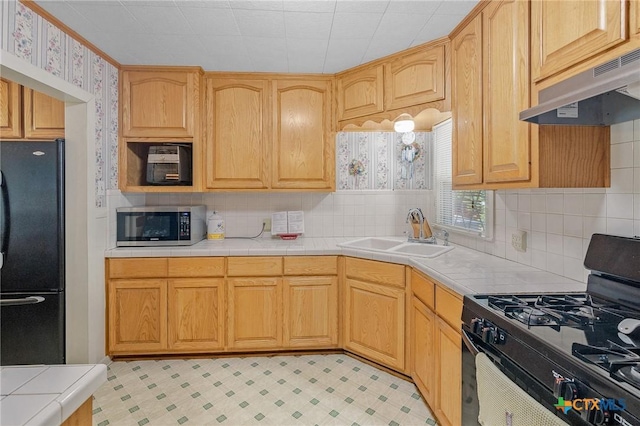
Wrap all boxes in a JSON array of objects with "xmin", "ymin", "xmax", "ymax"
[
  {"xmin": 227, "ymin": 257, "xmax": 283, "ymax": 277},
  {"xmin": 345, "ymin": 257, "xmax": 405, "ymax": 288},
  {"xmin": 108, "ymin": 258, "xmax": 168, "ymax": 279},
  {"xmin": 284, "ymin": 256, "xmax": 338, "ymax": 276},
  {"xmin": 435, "ymin": 285, "xmax": 462, "ymax": 329},
  {"xmin": 412, "ymin": 270, "xmax": 435, "ymax": 310},
  {"xmin": 168, "ymin": 257, "xmax": 225, "ymax": 277}
]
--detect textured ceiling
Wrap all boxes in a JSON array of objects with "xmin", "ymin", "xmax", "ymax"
[{"xmin": 34, "ymin": 0, "xmax": 478, "ymax": 73}]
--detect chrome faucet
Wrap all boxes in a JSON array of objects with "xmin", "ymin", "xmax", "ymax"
[{"xmin": 406, "ymin": 208, "xmax": 436, "ymax": 244}]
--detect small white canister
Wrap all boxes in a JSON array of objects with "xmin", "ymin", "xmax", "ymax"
[{"xmin": 207, "ymin": 211, "xmax": 225, "ymax": 240}]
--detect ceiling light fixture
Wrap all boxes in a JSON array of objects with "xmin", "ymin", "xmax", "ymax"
[{"xmin": 394, "ymin": 113, "xmax": 415, "ymax": 133}]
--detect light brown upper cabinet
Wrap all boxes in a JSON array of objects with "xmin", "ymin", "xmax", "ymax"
[
  {"xmin": 203, "ymin": 75, "xmax": 334, "ymax": 191},
  {"xmin": 482, "ymin": 0, "xmax": 530, "ymax": 184},
  {"xmin": 204, "ymin": 77, "xmax": 270, "ymax": 190},
  {"xmin": 453, "ymin": 2, "xmax": 530, "ymax": 188},
  {"xmin": 451, "ymin": 14, "xmax": 483, "ymax": 186},
  {"xmin": 121, "ymin": 68, "xmax": 200, "ymax": 138},
  {"xmin": 272, "ymin": 79, "xmax": 334, "ymax": 190},
  {"xmin": 335, "ymin": 41, "xmax": 448, "ymax": 126},
  {"xmin": 384, "ymin": 44, "xmax": 445, "ymax": 110},
  {"xmin": 1, "ymin": 79, "xmax": 22, "ymax": 139},
  {"xmin": 531, "ymin": 0, "xmax": 626, "ymax": 81},
  {"xmin": 336, "ymin": 65, "xmax": 384, "ymax": 121},
  {"xmin": 452, "ymin": 0, "xmax": 610, "ymax": 190},
  {"xmin": 1, "ymin": 80, "xmax": 64, "ymax": 140},
  {"xmin": 23, "ymin": 88, "xmax": 65, "ymax": 140}
]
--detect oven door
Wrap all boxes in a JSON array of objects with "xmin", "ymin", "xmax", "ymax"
[{"xmin": 463, "ymin": 329, "xmax": 572, "ymax": 426}]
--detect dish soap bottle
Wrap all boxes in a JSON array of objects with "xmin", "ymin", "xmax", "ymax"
[{"xmin": 207, "ymin": 211, "xmax": 225, "ymax": 240}]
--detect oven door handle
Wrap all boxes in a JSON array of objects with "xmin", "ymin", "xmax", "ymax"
[{"xmin": 462, "ymin": 329, "xmax": 481, "ymax": 356}]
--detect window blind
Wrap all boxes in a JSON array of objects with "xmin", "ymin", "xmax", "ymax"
[{"xmin": 433, "ymin": 119, "xmax": 493, "ymax": 238}]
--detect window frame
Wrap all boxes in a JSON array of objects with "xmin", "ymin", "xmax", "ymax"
[{"xmin": 432, "ymin": 119, "xmax": 494, "ymax": 240}]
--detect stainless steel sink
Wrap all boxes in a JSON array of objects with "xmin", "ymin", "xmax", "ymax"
[
  {"xmin": 338, "ymin": 237, "xmax": 454, "ymax": 258},
  {"xmin": 389, "ymin": 243, "xmax": 454, "ymax": 258},
  {"xmin": 338, "ymin": 237, "xmax": 405, "ymax": 251}
]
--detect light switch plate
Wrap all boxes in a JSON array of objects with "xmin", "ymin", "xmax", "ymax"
[{"xmin": 512, "ymin": 230, "xmax": 527, "ymax": 252}]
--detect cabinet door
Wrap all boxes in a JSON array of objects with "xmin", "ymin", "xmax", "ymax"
[
  {"xmin": 531, "ymin": 0, "xmax": 626, "ymax": 81},
  {"xmin": 205, "ymin": 78, "xmax": 270, "ymax": 189},
  {"xmin": 283, "ymin": 276, "xmax": 338, "ymax": 348},
  {"xmin": 384, "ymin": 45, "xmax": 445, "ymax": 111},
  {"xmin": 344, "ymin": 278, "xmax": 405, "ymax": 370},
  {"xmin": 483, "ymin": 0, "xmax": 530, "ymax": 183},
  {"xmin": 227, "ymin": 277, "xmax": 282, "ymax": 349},
  {"xmin": 168, "ymin": 278, "xmax": 225, "ymax": 351},
  {"xmin": 0, "ymin": 78, "xmax": 22, "ymax": 139},
  {"xmin": 451, "ymin": 15, "xmax": 483, "ymax": 186},
  {"xmin": 633, "ymin": 0, "xmax": 640, "ymax": 37},
  {"xmin": 411, "ymin": 297, "xmax": 436, "ymax": 408},
  {"xmin": 108, "ymin": 279, "xmax": 167, "ymax": 353},
  {"xmin": 23, "ymin": 88, "xmax": 65, "ymax": 139},
  {"xmin": 272, "ymin": 79, "xmax": 334, "ymax": 190},
  {"xmin": 435, "ymin": 318, "xmax": 462, "ymax": 426},
  {"xmin": 122, "ymin": 70, "xmax": 197, "ymax": 137},
  {"xmin": 336, "ymin": 65, "xmax": 384, "ymax": 121}
]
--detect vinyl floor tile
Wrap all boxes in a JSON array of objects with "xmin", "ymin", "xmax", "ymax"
[{"xmin": 93, "ymin": 354, "xmax": 437, "ymax": 425}]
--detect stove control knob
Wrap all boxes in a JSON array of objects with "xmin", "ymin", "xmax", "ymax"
[
  {"xmin": 471, "ymin": 318, "xmax": 484, "ymax": 334},
  {"xmin": 480, "ymin": 325, "xmax": 506, "ymax": 345},
  {"xmin": 584, "ymin": 407, "xmax": 609, "ymax": 425},
  {"xmin": 563, "ymin": 382, "xmax": 578, "ymax": 401},
  {"xmin": 553, "ymin": 379, "xmax": 578, "ymax": 401},
  {"xmin": 481, "ymin": 326, "xmax": 496, "ymax": 344}
]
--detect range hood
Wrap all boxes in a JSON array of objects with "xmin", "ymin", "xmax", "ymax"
[{"xmin": 520, "ymin": 48, "xmax": 640, "ymax": 126}]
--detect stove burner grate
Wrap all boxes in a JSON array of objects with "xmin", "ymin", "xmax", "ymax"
[{"xmin": 573, "ymin": 342, "xmax": 640, "ymax": 390}]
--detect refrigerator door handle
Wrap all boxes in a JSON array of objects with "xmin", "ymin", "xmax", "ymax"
[
  {"xmin": 0, "ymin": 296, "xmax": 45, "ymax": 306},
  {"xmin": 0, "ymin": 170, "xmax": 9, "ymax": 268}
]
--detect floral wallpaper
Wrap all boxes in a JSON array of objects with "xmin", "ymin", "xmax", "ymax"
[
  {"xmin": 1, "ymin": 1, "xmax": 118, "ymax": 208},
  {"xmin": 337, "ymin": 132, "xmax": 432, "ymax": 191}
]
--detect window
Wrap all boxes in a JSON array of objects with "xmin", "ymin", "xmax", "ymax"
[{"xmin": 433, "ymin": 119, "xmax": 493, "ymax": 238}]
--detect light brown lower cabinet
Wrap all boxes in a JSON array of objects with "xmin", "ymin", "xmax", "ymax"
[
  {"xmin": 168, "ymin": 278, "xmax": 225, "ymax": 351},
  {"xmin": 107, "ymin": 256, "xmax": 341, "ymax": 356},
  {"xmin": 344, "ymin": 278, "xmax": 405, "ymax": 371},
  {"xmin": 108, "ymin": 279, "xmax": 168, "ymax": 353},
  {"xmin": 435, "ymin": 317, "xmax": 462, "ymax": 426},
  {"xmin": 283, "ymin": 276, "xmax": 338, "ymax": 348},
  {"xmin": 411, "ymin": 296, "xmax": 436, "ymax": 407},
  {"xmin": 411, "ymin": 269, "xmax": 462, "ymax": 426},
  {"xmin": 227, "ymin": 277, "xmax": 283, "ymax": 350}
]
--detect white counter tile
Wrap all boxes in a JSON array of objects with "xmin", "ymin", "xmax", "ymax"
[
  {"xmin": 0, "ymin": 364, "xmax": 106, "ymax": 426},
  {"xmin": 1, "ymin": 394, "xmax": 58, "ymax": 426},
  {"xmin": 14, "ymin": 366, "xmax": 93, "ymax": 395},
  {"xmin": 56, "ymin": 365, "xmax": 106, "ymax": 420},
  {"xmin": 24, "ymin": 401, "xmax": 61, "ymax": 426},
  {"xmin": 1, "ymin": 366, "xmax": 47, "ymax": 396}
]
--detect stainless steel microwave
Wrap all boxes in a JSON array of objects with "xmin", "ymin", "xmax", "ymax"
[{"xmin": 116, "ymin": 206, "xmax": 206, "ymax": 247}]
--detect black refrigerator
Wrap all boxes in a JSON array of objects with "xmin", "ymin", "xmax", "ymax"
[{"xmin": 0, "ymin": 139, "xmax": 65, "ymax": 365}]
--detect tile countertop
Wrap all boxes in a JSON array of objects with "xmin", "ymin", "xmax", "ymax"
[
  {"xmin": 105, "ymin": 237, "xmax": 588, "ymax": 296},
  {"xmin": 0, "ymin": 364, "xmax": 107, "ymax": 426}
]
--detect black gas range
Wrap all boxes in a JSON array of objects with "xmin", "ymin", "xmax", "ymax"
[{"xmin": 462, "ymin": 234, "xmax": 640, "ymax": 426}]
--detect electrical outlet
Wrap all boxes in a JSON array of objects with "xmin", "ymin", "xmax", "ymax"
[
  {"xmin": 263, "ymin": 218, "xmax": 271, "ymax": 232},
  {"xmin": 512, "ymin": 230, "xmax": 527, "ymax": 252}
]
